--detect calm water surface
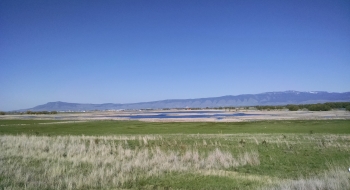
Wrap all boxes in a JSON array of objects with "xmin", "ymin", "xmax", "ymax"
[{"xmin": 112, "ymin": 111, "xmax": 259, "ymax": 119}]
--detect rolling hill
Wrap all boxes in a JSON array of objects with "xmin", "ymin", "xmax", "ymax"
[{"xmin": 21, "ymin": 91, "xmax": 350, "ymax": 111}]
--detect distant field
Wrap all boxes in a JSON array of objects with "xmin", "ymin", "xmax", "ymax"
[
  {"xmin": 0, "ymin": 120, "xmax": 349, "ymax": 189},
  {"xmin": 0, "ymin": 120, "xmax": 350, "ymax": 135}
]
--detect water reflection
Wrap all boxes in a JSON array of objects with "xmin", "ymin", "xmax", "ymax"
[{"xmin": 109, "ymin": 111, "xmax": 259, "ymax": 119}]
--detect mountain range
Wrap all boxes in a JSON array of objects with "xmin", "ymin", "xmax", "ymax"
[{"xmin": 22, "ymin": 91, "xmax": 350, "ymax": 111}]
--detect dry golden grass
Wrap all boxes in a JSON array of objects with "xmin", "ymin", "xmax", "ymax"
[
  {"xmin": 1, "ymin": 132, "xmax": 349, "ymax": 189},
  {"xmin": 262, "ymin": 166, "xmax": 350, "ymax": 190},
  {"xmin": 0, "ymin": 135, "xmax": 260, "ymax": 189}
]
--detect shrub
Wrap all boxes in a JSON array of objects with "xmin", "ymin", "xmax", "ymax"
[
  {"xmin": 286, "ymin": 105, "xmax": 299, "ymax": 111},
  {"xmin": 307, "ymin": 104, "xmax": 331, "ymax": 111},
  {"xmin": 346, "ymin": 105, "xmax": 350, "ymax": 111}
]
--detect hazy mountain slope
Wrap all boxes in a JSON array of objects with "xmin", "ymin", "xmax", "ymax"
[{"xmin": 22, "ymin": 91, "xmax": 350, "ymax": 111}]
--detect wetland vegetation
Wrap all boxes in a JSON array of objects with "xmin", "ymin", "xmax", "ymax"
[{"xmin": 0, "ymin": 120, "xmax": 349, "ymax": 189}]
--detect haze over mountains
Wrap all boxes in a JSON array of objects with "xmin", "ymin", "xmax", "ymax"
[{"xmin": 19, "ymin": 91, "xmax": 350, "ymax": 111}]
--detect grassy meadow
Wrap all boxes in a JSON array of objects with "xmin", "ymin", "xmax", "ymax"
[{"xmin": 0, "ymin": 120, "xmax": 350, "ymax": 189}]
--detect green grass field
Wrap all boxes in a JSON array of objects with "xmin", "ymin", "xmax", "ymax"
[
  {"xmin": 1, "ymin": 120, "xmax": 350, "ymax": 135},
  {"xmin": 0, "ymin": 120, "xmax": 349, "ymax": 189}
]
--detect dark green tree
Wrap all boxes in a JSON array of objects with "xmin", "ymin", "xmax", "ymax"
[
  {"xmin": 286, "ymin": 105, "xmax": 299, "ymax": 111},
  {"xmin": 346, "ymin": 105, "xmax": 350, "ymax": 111}
]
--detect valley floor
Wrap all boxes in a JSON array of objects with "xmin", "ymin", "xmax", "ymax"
[
  {"xmin": 0, "ymin": 119, "xmax": 349, "ymax": 189},
  {"xmin": 1, "ymin": 110, "xmax": 350, "ymax": 122},
  {"xmin": 1, "ymin": 133, "xmax": 349, "ymax": 190}
]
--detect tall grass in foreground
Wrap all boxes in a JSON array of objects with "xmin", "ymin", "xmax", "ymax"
[
  {"xmin": 1, "ymin": 133, "xmax": 349, "ymax": 189},
  {"xmin": 262, "ymin": 166, "xmax": 350, "ymax": 190},
  {"xmin": 0, "ymin": 135, "xmax": 259, "ymax": 189}
]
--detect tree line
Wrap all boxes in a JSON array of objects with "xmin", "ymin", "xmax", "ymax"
[
  {"xmin": 256, "ymin": 102, "xmax": 350, "ymax": 111},
  {"xmin": 25, "ymin": 111, "xmax": 58, "ymax": 115},
  {"xmin": 161, "ymin": 103, "xmax": 350, "ymax": 111},
  {"xmin": 175, "ymin": 103, "xmax": 350, "ymax": 111},
  {"xmin": 0, "ymin": 111, "xmax": 59, "ymax": 115}
]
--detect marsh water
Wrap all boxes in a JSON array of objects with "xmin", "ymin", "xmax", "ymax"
[
  {"xmin": 22, "ymin": 111, "xmax": 260, "ymax": 120},
  {"xmin": 113, "ymin": 111, "xmax": 259, "ymax": 119}
]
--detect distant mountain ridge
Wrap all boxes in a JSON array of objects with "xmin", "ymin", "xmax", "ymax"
[{"xmin": 21, "ymin": 91, "xmax": 350, "ymax": 111}]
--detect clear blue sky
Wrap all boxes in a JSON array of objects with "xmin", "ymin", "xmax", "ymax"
[{"xmin": 1, "ymin": 0, "xmax": 350, "ymax": 111}]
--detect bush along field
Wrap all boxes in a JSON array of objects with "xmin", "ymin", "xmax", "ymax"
[{"xmin": 0, "ymin": 120, "xmax": 350, "ymax": 189}]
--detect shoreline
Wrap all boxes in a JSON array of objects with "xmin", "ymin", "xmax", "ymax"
[{"xmin": 0, "ymin": 110, "xmax": 349, "ymax": 122}]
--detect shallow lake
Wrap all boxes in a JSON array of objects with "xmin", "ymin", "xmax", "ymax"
[{"xmin": 110, "ymin": 111, "xmax": 259, "ymax": 119}]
